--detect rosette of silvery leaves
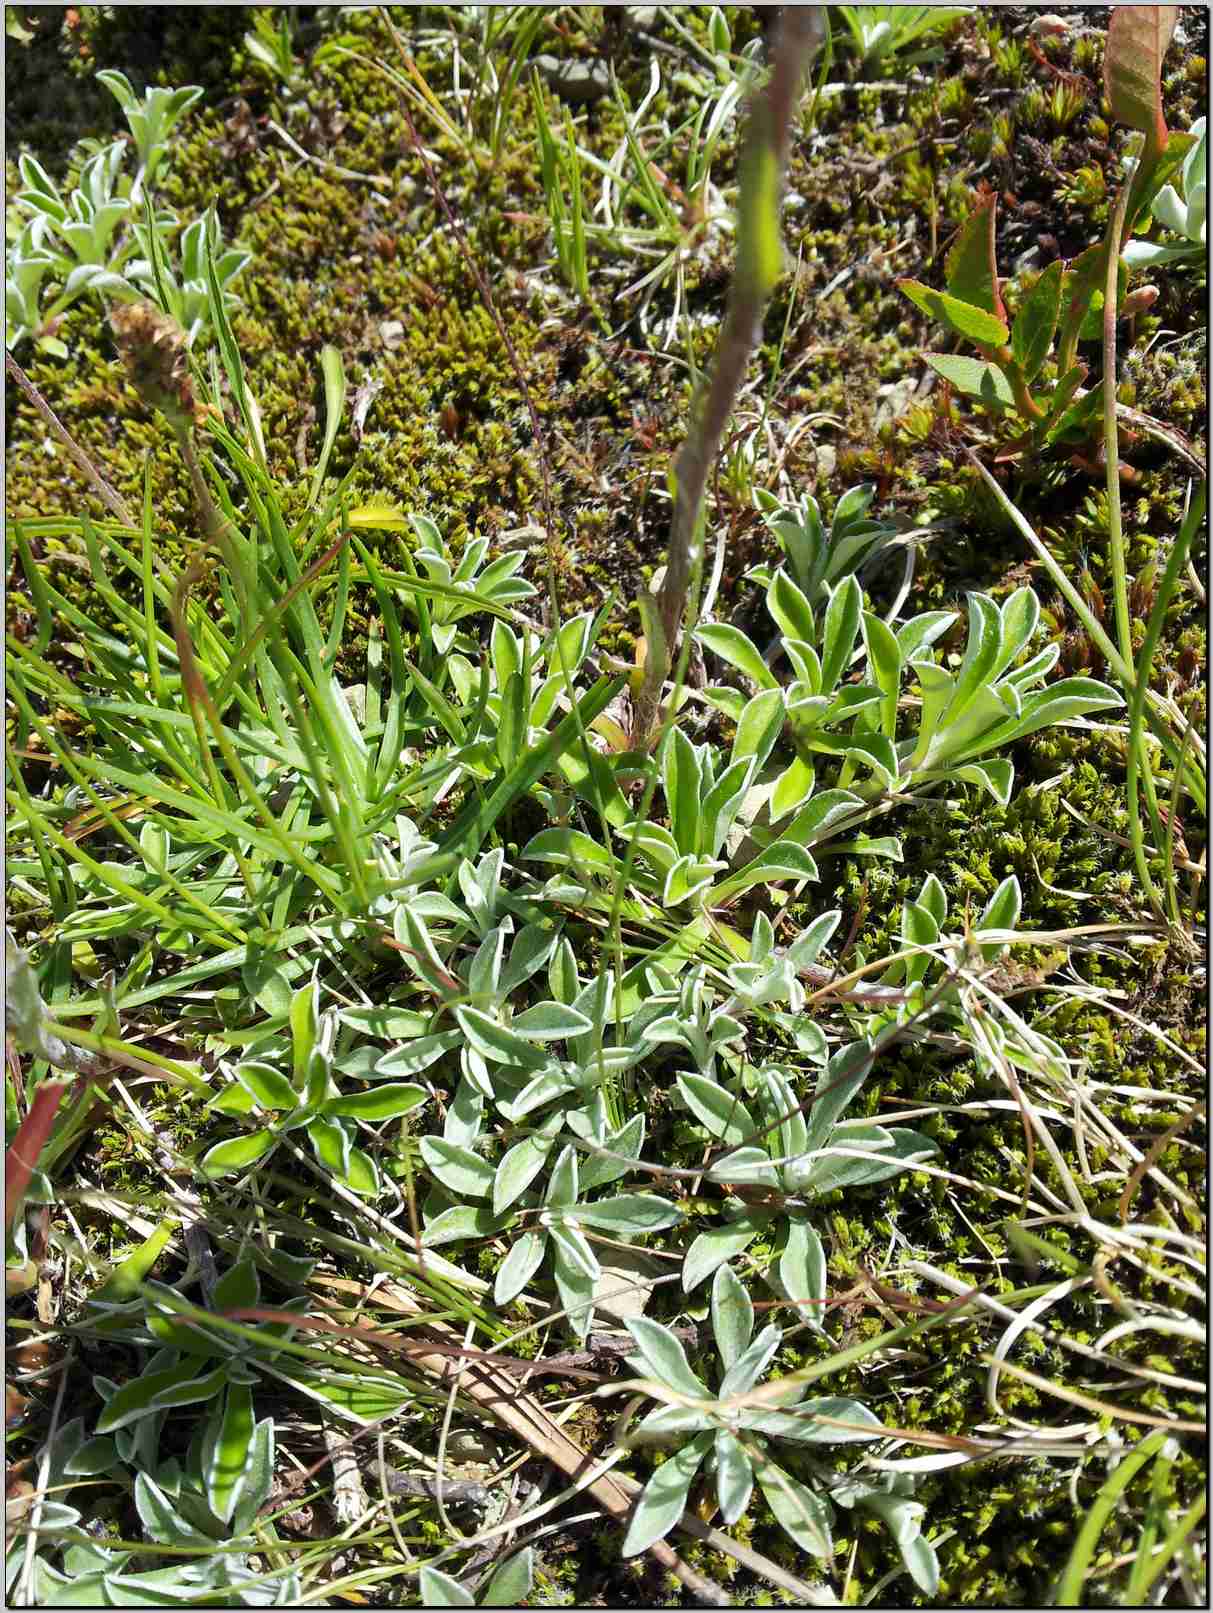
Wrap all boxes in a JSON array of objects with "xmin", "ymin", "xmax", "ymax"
[{"xmin": 618, "ymin": 1264, "xmax": 939, "ymax": 1595}]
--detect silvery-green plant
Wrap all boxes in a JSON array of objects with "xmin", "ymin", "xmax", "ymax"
[
  {"xmin": 747, "ymin": 483, "xmax": 901, "ymax": 604},
  {"xmin": 200, "ymin": 977, "xmax": 428, "ymax": 1194},
  {"xmin": 95, "ymin": 69, "xmax": 204, "ymax": 202},
  {"xmin": 833, "ymin": 5, "xmax": 972, "ymax": 79},
  {"xmin": 676, "ymin": 1039, "xmax": 937, "ymax": 1294},
  {"xmin": 5, "ymin": 215, "xmax": 58, "ymax": 352},
  {"xmin": 406, "ymin": 513, "xmax": 538, "ymax": 659},
  {"xmin": 127, "ymin": 206, "xmax": 253, "ymax": 350},
  {"xmin": 618, "ymin": 1264, "xmax": 940, "ymax": 1594},
  {"xmin": 390, "ymin": 900, "xmax": 659, "ymax": 1124},
  {"xmin": 1124, "ymin": 116, "xmax": 1207, "ymax": 266},
  {"xmin": 423, "ymin": 1124, "xmax": 683, "ymax": 1337},
  {"xmin": 6, "ymin": 71, "xmax": 246, "ymax": 355},
  {"xmin": 419, "ymin": 1548, "xmax": 535, "ymax": 1609},
  {"xmin": 5, "ymin": 1410, "xmax": 300, "ymax": 1608},
  {"xmin": 697, "ymin": 577, "xmax": 1120, "ymax": 827}
]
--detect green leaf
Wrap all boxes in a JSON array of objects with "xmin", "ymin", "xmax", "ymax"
[
  {"xmin": 731, "ymin": 687, "xmax": 785, "ymax": 773},
  {"xmin": 861, "ymin": 611, "xmax": 902, "ymax": 738},
  {"xmin": 755, "ymin": 1461, "xmax": 834, "ymax": 1558},
  {"xmin": 309, "ymin": 345, "xmax": 346, "ymax": 509},
  {"xmin": 682, "ymin": 1214, "xmax": 768, "ymax": 1292},
  {"xmin": 323, "ymin": 1083, "xmax": 427, "ymax": 1122},
  {"xmin": 770, "ymin": 754, "xmax": 815, "ymax": 819},
  {"xmin": 510, "ymin": 1000, "xmax": 593, "ymax": 1041},
  {"xmin": 423, "ymin": 1204, "xmax": 513, "ymax": 1247},
  {"xmin": 779, "ymin": 1219, "xmax": 827, "ymax": 1334},
  {"xmin": 418, "ymin": 1566, "xmax": 476, "ymax": 1607},
  {"xmin": 718, "ymin": 1322, "xmax": 782, "ymax": 1400},
  {"xmin": 946, "ymin": 758, "xmax": 1014, "ymax": 806},
  {"xmin": 715, "ymin": 841, "xmax": 819, "ymax": 901},
  {"xmin": 676, "ymin": 1072, "xmax": 757, "ymax": 1145},
  {"xmin": 494, "ymin": 1125, "xmax": 558, "ymax": 1215},
  {"xmin": 900, "ymin": 1532, "xmax": 941, "ymax": 1597},
  {"xmin": 710, "ymin": 1261, "xmax": 754, "ymax": 1371},
  {"xmin": 551, "ymin": 1230, "xmax": 597, "ymax": 1338},
  {"xmin": 133, "ymin": 1471, "xmax": 214, "ymax": 1548},
  {"xmin": 898, "ymin": 279, "xmax": 1009, "ymax": 346},
  {"xmin": 1010, "ymin": 260, "xmax": 1063, "ymax": 382},
  {"xmin": 455, "ymin": 1006, "xmax": 547, "ymax": 1070},
  {"xmin": 624, "ymin": 1316, "xmax": 711, "ymax": 1398},
  {"xmin": 372, "ymin": 1030, "xmax": 463, "ymax": 1077},
  {"xmin": 495, "ymin": 1228, "xmax": 547, "ymax": 1305},
  {"xmin": 923, "ymin": 353, "xmax": 1015, "ymax": 409},
  {"xmin": 419, "ymin": 1136, "xmax": 496, "ymax": 1198},
  {"xmin": 211, "ymin": 1256, "xmax": 259, "ymax": 1312},
  {"xmin": 97, "ymin": 1364, "xmax": 228, "ymax": 1434},
  {"xmin": 767, "ymin": 568, "xmax": 816, "ymax": 645},
  {"xmin": 480, "ymin": 1548, "xmax": 535, "ymax": 1608},
  {"xmin": 522, "ymin": 826, "xmax": 619, "ymax": 879},
  {"xmin": 977, "ymin": 873, "xmax": 1021, "ymax": 959},
  {"xmin": 198, "ymin": 1130, "xmax": 275, "ymax": 1179},
  {"xmin": 550, "ymin": 1218, "xmax": 598, "ymax": 1280},
  {"xmin": 546, "ymin": 1143, "xmax": 579, "ymax": 1208},
  {"xmin": 694, "ymin": 623, "xmax": 777, "ymax": 689},
  {"xmin": 576, "ymin": 1194, "xmax": 684, "ymax": 1234},
  {"xmin": 203, "ymin": 1382, "xmax": 254, "ymax": 1524},
  {"xmin": 579, "ymin": 1112, "xmax": 646, "ymax": 1193},
  {"xmin": 944, "ymin": 190, "xmax": 1006, "ymax": 322},
  {"xmin": 998, "ymin": 585, "xmax": 1041, "ymax": 671},
  {"xmin": 714, "ymin": 1430, "xmax": 754, "ymax": 1526},
  {"xmin": 621, "ymin": 1434, "xmax": 714, "ymax": 1558},
  {"xmin": 805, "ymin": 1039, "xmax": 874, "ymax": 1152},
  {"xmin": 664, "ymin": 726, "xmax": 703, "ymax": 857},
  {"xmin": 289, "ymin": 977, "xmax": 318, "ymax": 1088},
  {"xmin": 231, "ymin": 1061, "xmax": 299, "ymax": 1114},
  {"xmin": 819, "ymin": 575, "xmax": 862, "ymax": 695},
  {"xmin": 496, "ymin": 669, "xmax": 528, "ymax": 770}
]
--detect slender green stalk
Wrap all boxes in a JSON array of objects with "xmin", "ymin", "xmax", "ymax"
[
  {"xmin": 966, "ymin": 448, "xmax": 1205, "ymax": 806},
  {"xmin": 1124, "ymin": 482, "xmax": 1203, "ymax": 923},
  {"xmin": 1054, "ymin": 1431, "xmax": 1170, "ymax": 1606},
  {"xmin": 637, "ymin": 7, "xmax": 827, "ymax": 744}
]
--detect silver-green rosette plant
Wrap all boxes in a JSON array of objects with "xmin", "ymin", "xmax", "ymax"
[{"xmin": 617, "ymin": 1264, "xmax": 940, "ymax": 1595}]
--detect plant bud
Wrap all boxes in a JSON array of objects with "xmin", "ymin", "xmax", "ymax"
[{"xmin": 1121, "ymin": 285, "xmax": 1160, "ymax": 317}]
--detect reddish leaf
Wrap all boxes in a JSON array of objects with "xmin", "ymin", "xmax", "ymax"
[
  {"xmin": 945, "ymin": 191, "xmax": 1006, "ymax": 325},
  {"xmin": 4, "ymin": 1081, "xmax": 68, "ymax": 1229},
  {"xmin": 1105, "ymin": 6, "xmax": 1179, "ymax": 158}
]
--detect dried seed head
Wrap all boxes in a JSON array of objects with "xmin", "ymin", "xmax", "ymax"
[{"xmin": 110, "ymin": 299, "xmax": 200, "ymax": 431}]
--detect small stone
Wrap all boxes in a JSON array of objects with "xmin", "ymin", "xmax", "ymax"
[
  {"xmin": 446, "ymin": 1427, "xmax": 501, "ymax": 1467},
  {"xmin": 379, "ymin": 319, "xmax": 404, "ymax": 349},
  {"xmin": 531, "ymin": 54, "xmax": 612, "ymax": 104},
  {"xmin": 591, "ymin": 1247, "xmax": 662, "ymax": 1323}
]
